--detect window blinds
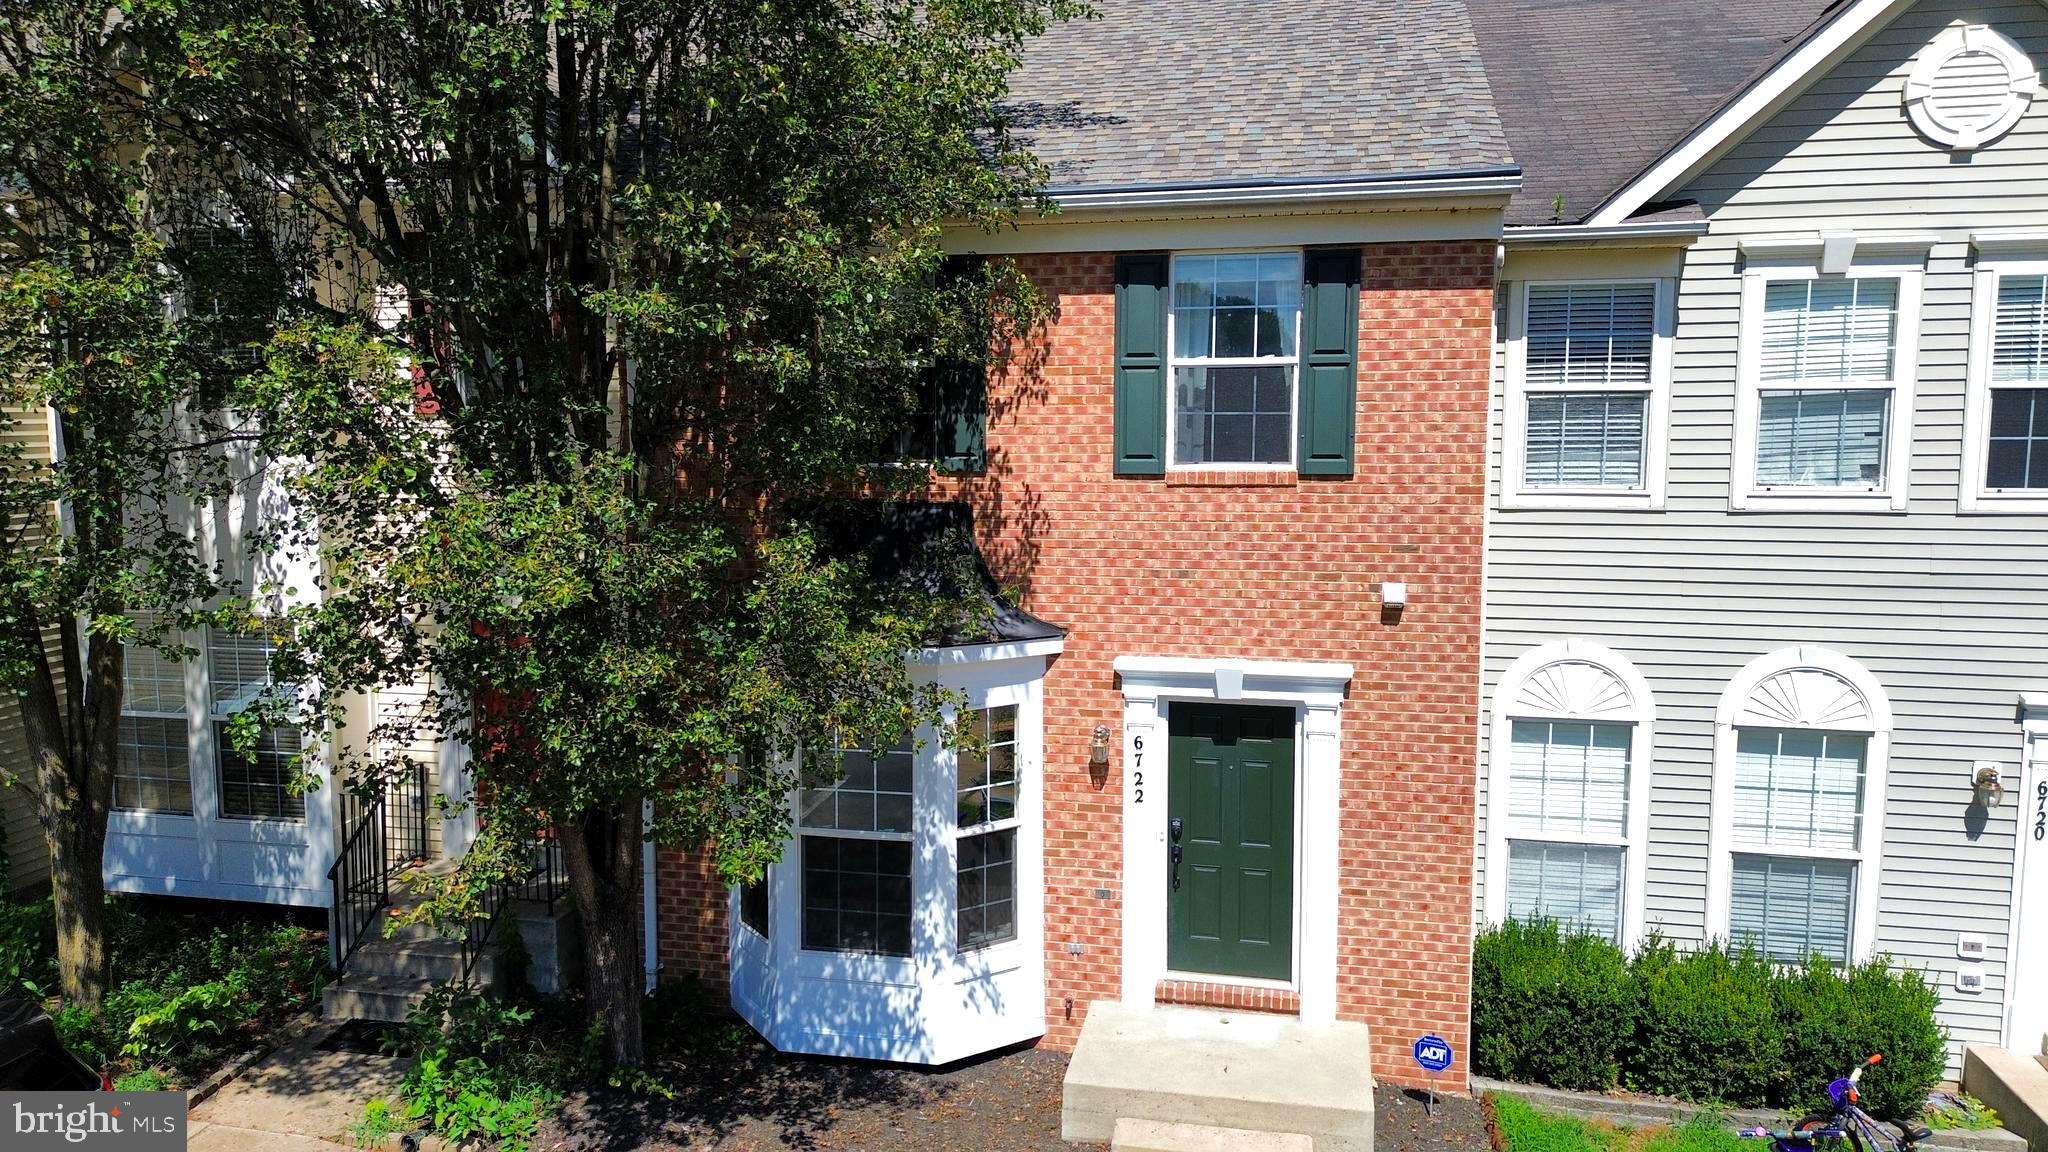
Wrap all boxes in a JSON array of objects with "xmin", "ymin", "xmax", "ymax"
[
  {"xmin": 1761, "ymin": 278, "xmax": 1898, "ymax": 382},
  {"xmin": 1732, "ymin": 729, "xmax": 1867, "ymax": 852},
  {"xmin": 1755, "ymin": 389, "xmax": 1889, "ymax": 487},
  {"xmin": 1729, "ymin": 853, "xmax": 1855, "ymax": 964},
  {"xmin": 1506, "ymin": 840, "xmax": 1624, "ymax": 943},
  {"xmin": 1507, "ymin": 720, "xmax": 1631, "ymax": 840},
  {"xmin": 1993, "ymin": 274, "xmax": 2048, "ymax": 382},
  {"xmin": 1523, "ymin": 392, "xmax": 1647, "ymax": 487},
  {"xmin": 1525, "ymin": 283, "xmax": 1655, "ymax": 389}
]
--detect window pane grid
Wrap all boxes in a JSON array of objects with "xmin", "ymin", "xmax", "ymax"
[
  {"xmin": 1730, "ymin": 853, "xmax": 1855, "ymax": 964},
  {"xmin": 740, "ymin": 877, "xmax": 769, "ymax": 938},
  {"xmin": 956, "ymin": 828, "xmax": 1017, "ymax": 951},
  {"xmin": 1170, "ymin": 253, "xmax": 1301, "ymax": 466},
  {"xmin": 1761, "ymin": 278, "xmax": 1899, "ymax": 383},
  {"xmin": 216, "ymin": 721, "xmax": 305, "ymax": 820},
  {"xmin": 1732, "ymin": 729, "xmax": 1866, "ymax": 851},
  {"xmin": 800, "ymin": 836, "xmax": 912, "ymax": 956},
  {"xmin": 1986, "ymin": 387, "xmax": 2048, "ymax": 490},
  {"xmin": 1756, "ymin": 389, "xmax": 1889, "ymax": 488},
  {"xmin": 957, "ymin": 704, "xmax": 1018, "ymax": 828},
  {"xmin": 123, "ymin": 636, "xmax": 188, "ymax": 716},
  {"xmin": 802, "ymin": 736, "xmax": 914, "ymax": 834},
  {"xmin": 208, "ymin": 627, "xmax": 282, "ymax": 711},
  {"xmin": 1992, "ymin": 274, "xmax": 2048, "ymax": 382},
  {"xmin": 1525, "ymin": 283, "xmax": 1655, "ymax": 390},
  {"xmin": 116, "ymin": 716, "xmax": 192, "ymax": 814},
  {"xmin": 1505, "ymin": 840, "xmax": 1623, "ymax": 943},
  {"xmin": 1523, "ymin": 392, "xmax": 1647, "ymax": 488},
  {"xmin": 1506, "ymin": 720, "xmax": 1631, "ymax": 840}
]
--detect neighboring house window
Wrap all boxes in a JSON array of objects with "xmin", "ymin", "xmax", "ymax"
[
  {"xmin": 208, "ymin": 627, "xmax": 305, "ymax": 821},
  {"xmin": 1733, "ymin": 254, "xmax": 1922, "ymax": 512},
  {"xmin": 1168, "ymin": 252, "xmax": 1302, "ymax": 467},
  {"xmin": 799, "ymin": 735, "xmax": 915, "ymax": 955},
  {"xmin": 1486, "ymin": 640, "xmax": 1654, "ymax": 948},
  {"xmin": 1502, "ymin": 279, "xmax": 1672, "ymax": 509},
  {"xmin": 1708, "ymin": 647, "xmax": 1890, "ymax": 964},
  {"xmin": 116, "ymin": 625, "xmax": 192, "ymax": 815},
  {"xmin": 1962, "ymin": 250, "xmax": 2048, "ymax": 512},
  {"xmin": 955, "ymin": 703, "xmax": 1019, "ymax": 951}
]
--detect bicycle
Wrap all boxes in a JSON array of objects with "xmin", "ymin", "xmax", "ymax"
[{"xmin": 1740, "ymin": 1055, "xmax": 1935, "ymax": 1152}]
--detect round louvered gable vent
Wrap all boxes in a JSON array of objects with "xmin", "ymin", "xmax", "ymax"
[{"xmin": 1904, "ymin": 24, "xmax": 2038, "ymax": 149}]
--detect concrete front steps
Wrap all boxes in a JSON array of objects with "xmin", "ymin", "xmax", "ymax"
[
  {"xmin": 1963, "ymin": 1038, "xmax": 2048, "ymax": 1152},
  {"xmin": 321, "ymin": 907, "xmax": 501, "ymax": 1023},
  {"xmin": 1062, "ymin": 1001, "xmax": 1374, "ymax": 1152}
]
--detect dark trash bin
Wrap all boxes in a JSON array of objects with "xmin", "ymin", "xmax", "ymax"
[{"xmin": 0, "ymin": 996, "xmax": 104, "ymax": 1090}]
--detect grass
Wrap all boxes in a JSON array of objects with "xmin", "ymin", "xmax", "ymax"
[{"xmin": 1489, "ymin": 1093, "xmax": 1757, "ymax": 1152}]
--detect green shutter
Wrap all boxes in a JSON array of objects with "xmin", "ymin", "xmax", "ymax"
[
  {"xmin": 1114, "ymin": 253, "xmax": 1170, "ymax": 475},
  {"xmin": 935, "ymin": 359, "xmax": 986, "ymax": 472},
  {"xmin": 1297, "ymin": 247, "xmax": 1359, "ymax": 476}
]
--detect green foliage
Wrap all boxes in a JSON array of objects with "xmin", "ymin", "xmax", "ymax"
[
  {"xmin": 1628, "ymin": 938, "xmax": 1779, "ymax": 1105},
  {"xmin": 1923, "ymin": 1093, "xmax": 2002, "ymax": 1132},
  {"xmin": 345, "ymin": 1098, "xmax": 401, "ymax": 1149},
  {"xmin": 53, "ymin": 1003, "xmax": 116, "ymax": 1071},
  {"xmin": 115, "ymin": 976, "xmax": 249, "ymax": 1063},
  {"xmin": 393, "ymin": 985, "xmax": 579, "ymax": 1152},
  {"xmin": 1774, "ymin": 956, "xmax": 1948, "ymax": 1119},
  {"xmin": 0, "ymin": 896, "xmax": 58, "ymax": 998},
  {"xmin": 1472, "ymin": 926, "xmax": 1948, "ymax": 1117},
  {"xmin": 113, "ymin": 1068, "xmax": 169, "ymax": 1092},
  {"xmin": 1488, "ymin": 1094, "xmax": 1751, "ymax": 1152},
  {"xmin": 1473, "ymin": 919, "xmax": 1635, "ymax": 1090}
]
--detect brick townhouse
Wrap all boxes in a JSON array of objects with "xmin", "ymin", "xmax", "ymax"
[{"xmin": 651, "ymin": 0, "xmax": 1512, "ymax": 1088}]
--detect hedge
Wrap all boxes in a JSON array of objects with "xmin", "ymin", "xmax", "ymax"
[{"xmin": 1472, "ymin": 923, "xmax": 1949, "ymax": 1118}]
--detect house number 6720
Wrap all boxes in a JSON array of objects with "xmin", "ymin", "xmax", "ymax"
[
  {"xmin": 2034, "ymin": 779, "xmax": 2046, "ymax": 842},
  {"xmin": 1131, "ymin": 735, "xmax": 1144, "ymax": 804}
]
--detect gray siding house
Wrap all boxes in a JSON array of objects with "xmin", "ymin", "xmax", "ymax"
[{"xmin": 1469, "ymin": 0, "xmax": 2048, "ymax": 1079}]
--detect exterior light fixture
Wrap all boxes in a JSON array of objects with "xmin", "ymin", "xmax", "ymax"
[
  {"xmin": 1972, "ymin": 762, "xmax": 2004, "ymax": 807},
  {"xmin": 1089, "ymin": 724, "xmax": 1112, "ymax": 767},
  {"xmin": 1381, "ymin": 581, "xmax": 1408, "ymax": 611}
]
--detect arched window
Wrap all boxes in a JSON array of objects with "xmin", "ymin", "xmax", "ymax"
[
  {"xmin": 1707, "ymin": 646, "xmax": 1891, "ymax": 965},
  {"xmin": 1486, "ymin": 640, "xmax": 1655, "ymax": 947}
]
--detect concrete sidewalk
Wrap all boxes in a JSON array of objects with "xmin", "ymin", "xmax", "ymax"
[{"xmin": 188, "ymin": 1020, "xmax": 409, "ymax": 1151}]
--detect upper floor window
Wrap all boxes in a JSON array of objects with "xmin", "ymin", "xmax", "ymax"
[
  {"xmin": 1962, "ymin": 250, "xmax": 2048, "ymax": 512},
  {"xmin": 1501, "ymin": 279, "xmax": 1672, "ymax": 510},
  {"xmin": 1733, "ymin": 259, "xmax": 1922, "ymax": 512},
  {"xmin": 1168, "ymin": 253, "xmax": 1301, "ymax": 468}
]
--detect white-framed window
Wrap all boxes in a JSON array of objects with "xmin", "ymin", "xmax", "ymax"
[
  {"xmin": 798, "ymin": 734, "xmax": 915, "ymax": 955},
  {"xmin": 1501, "ymin": 278, "xmax": 1673, "ymax": 510},
  {"xmin": 1733, "ymin": 257, "xmax": 1923, "ymax": 512},
  {"xmin": 1961, "ymin": 249, "xmax": 2048, "ymax": 512},
  {"xmin": 207, "ymin": 626, "xmax": 306, "ymax": 821},
  {"xmin": 1485, "ymin": 639, "xmax": 1655, "ymax": 947},
  {"xmin": 955, "ymin": 703, "xmax": 1019, "ymax": 951},
  {"xmin": 1167, "ymin": 251, "xmax": 1302, "ymax": 469},
  {"xmin": 1706, "ymin": 646, "xmax": 1890, "ymax": 965},
  {"xmin": 116, "ymin": 620, "xmax": 193, "ymax": 815}
]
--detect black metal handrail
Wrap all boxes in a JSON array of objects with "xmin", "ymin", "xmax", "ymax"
[
  {"xmin": 458, "ymin": 833, "xmax": 568, "ymax": 985},
  {"xmin": 326, "ymin": 760, "xmax": 431, "ymax": 980}
]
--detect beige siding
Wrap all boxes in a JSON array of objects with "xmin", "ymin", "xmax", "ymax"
[
  {"xmin": 0, "ymin": 403, "xmax": 55, "ymax": 896},
  {"xmin": 1483, "ymin": 0, "xmax": 2048, "ymax": 1072}
]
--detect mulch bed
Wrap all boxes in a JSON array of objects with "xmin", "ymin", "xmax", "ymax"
[{"xmin": 534, "ymin": 1030, "xmax": 1494, "ymax": 1152}]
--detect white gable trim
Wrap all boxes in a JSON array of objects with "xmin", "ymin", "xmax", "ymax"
[{"xmin": 1585, "ymin": 0, "xmax": 1922, "ymax": 227}]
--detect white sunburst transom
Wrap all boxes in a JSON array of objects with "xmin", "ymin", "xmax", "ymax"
[
  {"xmin": 1511, "ymin": 659, "xmax": 1636, "ymax": 720},
  {"xmin": 1736, "ymin": 667, "xmax": 1874, "ymax": 731}
]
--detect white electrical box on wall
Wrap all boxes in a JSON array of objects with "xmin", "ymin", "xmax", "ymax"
[
  {"xmin": 1958, "ymin": 933, "xmax": 1987, "ymax": 960},
  {"xmin": 1956, "ymin": 967, "xmax": 1986, "ymax": 994}
]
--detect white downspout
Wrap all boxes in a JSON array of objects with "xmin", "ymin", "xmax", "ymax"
[{"xmin": 641, "ymin": 798, "xmax": 658, "ymax": 994}]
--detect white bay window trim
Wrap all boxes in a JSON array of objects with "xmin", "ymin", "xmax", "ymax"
[
  {"xmin": 1500, "ymin": 277, "xmax": 1674, "ymax": 510},
  {"xmin": 1484, "ymin": 639, "xmax": 1655, "ymax": 949},
  {"xmin": 1960, "ymin": 248, "xmax": 2048, "ymax": 513},
  {"xmin": 1705, "ymin": 646, "xmax": 1890, "ymax": 964},
  {"xmin": 1732, "ymin": 254, "xmax": 1925, "ymax": 513}
]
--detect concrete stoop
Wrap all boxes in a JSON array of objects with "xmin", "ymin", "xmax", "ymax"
[
  {"xmin": 1061, "ymin": 1001, "xmax": 1375, "ymax": 1152},
  {"xmin": 1964, "ymin": 1045, "xmax": 2048, "ymax": 1152},
  {"xmin": 1112, "ymin": 1118, "xmax": 1315, "ymax": 1152}
]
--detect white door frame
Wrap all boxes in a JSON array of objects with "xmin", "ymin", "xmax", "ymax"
[
  {"xmin": 2008, "ymin": 695, "xmax": 2048, "ymax": 1053},
  {"xmin": 1114, "ymin": 656, "xmax": 1351, "ymax": 1025}
]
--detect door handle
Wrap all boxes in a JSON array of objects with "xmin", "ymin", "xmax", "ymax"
[{"xmin": 1168, "ymin": 817, "xmax": 1184, "ymax": 891}]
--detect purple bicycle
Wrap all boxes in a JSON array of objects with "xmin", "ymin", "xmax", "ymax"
[{"xmin": 1741, "ymin": 1055, "xmax": 1934, "ymax": 1152}]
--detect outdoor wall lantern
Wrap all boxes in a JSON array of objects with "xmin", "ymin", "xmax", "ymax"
[
  {"xmin": 1972, "ymin": 762, "xmax": 2004, "ymax": 808},
  {"xmin": 1089, "ymin": 724, "xmax": 1112, "ymax": 768}
]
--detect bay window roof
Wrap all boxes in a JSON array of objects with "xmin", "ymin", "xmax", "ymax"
[{"xmin": 810, "ymin": 500, "xmax": 1064, "ymax": 648}]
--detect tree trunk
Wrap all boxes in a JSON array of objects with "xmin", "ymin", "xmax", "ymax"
[
  {"xmin": 47, "ymin": 811, "xmax": 108, "ymax": 1007},
  {"xmin": 561, "ymin": 800, "xmax": 644, "ymax": 1067}
]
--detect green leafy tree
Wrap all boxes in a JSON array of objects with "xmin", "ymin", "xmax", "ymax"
[{"xmin": 98, "ymin": 0, "xmax": 1076, "ymax": 1064}]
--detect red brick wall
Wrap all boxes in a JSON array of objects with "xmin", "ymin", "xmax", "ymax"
[{"xmin": 652, "ymin": 240, "xmax": 1494, "ymax": 1088}]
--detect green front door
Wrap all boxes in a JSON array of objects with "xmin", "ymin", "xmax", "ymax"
[{"xmin": 1167, "ymin": 703, "xmax": 1296, "ymax": 981}]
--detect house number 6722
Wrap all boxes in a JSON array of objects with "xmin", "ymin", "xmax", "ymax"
[{"xmin": 1131, "ymin": 735, "xmax": 1144, "ymax": 804}]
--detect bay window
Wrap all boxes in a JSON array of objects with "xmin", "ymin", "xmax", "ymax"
[
  {"xmin": 955, "ymin": 703, "xmax": 1019, "ymax": 950},
  {"xmin": 1502, "ymin": 279, "xmax": 1672, "ymax": 509},
  {"xmin": 1733, "ymin": 255, "xmax": 1922, "ymax": 511},
  {"xmin": 799, "ymin": 735, "xmax": 915, "ymax": 955},
  {"xmin": 1962, "ymin": 249, "xmax": 2048, "ymax": 511}
]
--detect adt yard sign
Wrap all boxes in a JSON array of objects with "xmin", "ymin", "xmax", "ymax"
[{"xmin": 1413, "ymin": 1034, "xmax": 1453, "ymax": 1073}]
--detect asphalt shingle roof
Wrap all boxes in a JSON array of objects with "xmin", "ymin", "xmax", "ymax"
[
  {"xmin": 1464, "ymin": 0, "xmax": 1846, "ymax": 225},
  {"xmin": 1002, "ymin": 0, "xmax": 1515, "ymax": 192}
]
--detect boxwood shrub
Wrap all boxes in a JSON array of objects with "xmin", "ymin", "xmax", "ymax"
[
  {"xmin": 1471, "ymin": 924, "xmax": 1950, "ymax": 1119},
  {"xmin": 1473, "ymin": 918, "xmax": 1634, "ymax": 1090}
]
